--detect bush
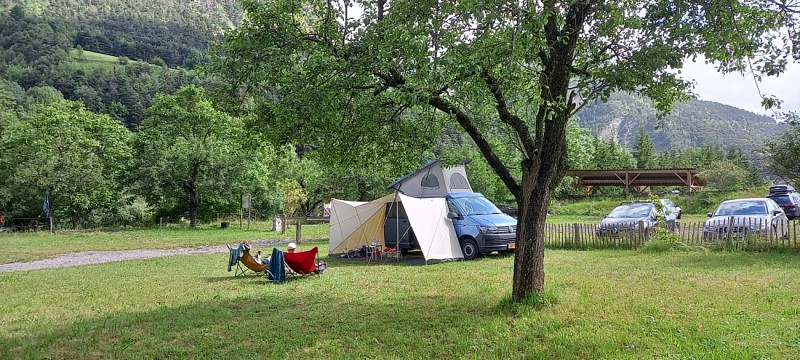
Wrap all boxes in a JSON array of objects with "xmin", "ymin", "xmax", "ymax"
[
  {"xmin": 118, "ymin": 56, "xmax": 129, "ymax": 65},
  {"xmin": 641, "ymin": 228, "xmax": 707, "ymax": 253}
]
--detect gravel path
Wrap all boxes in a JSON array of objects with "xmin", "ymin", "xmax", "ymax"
[{"xmin": 0, "ymin": 239, "xmax": 288, "ymax": 273}]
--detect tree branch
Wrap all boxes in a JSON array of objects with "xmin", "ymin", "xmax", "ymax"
[
  {"xmin": 481, "ymin": 68, "xmax": 537, "ymax": 158},
  {"xmin": 428, "ymin": 95, "xmax": 521, "ymax": 200}
]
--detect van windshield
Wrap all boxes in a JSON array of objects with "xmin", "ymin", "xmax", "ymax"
[{"xmin": 453, "ymin": 196, "xmax": 502, "ymax": 216}]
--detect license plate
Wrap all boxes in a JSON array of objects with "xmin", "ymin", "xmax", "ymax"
[{"xmin": 508, "ymin": 243, "xmax": 515, "ymax": 249}]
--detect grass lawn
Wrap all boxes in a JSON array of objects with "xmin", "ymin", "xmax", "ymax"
[
  {"xmin": 2, "ymin": 243, "xmax": 800, "ymax": 359},
  {"xmin": 0, "ymin": 224, "xmax": 328, "ymax": 264}
]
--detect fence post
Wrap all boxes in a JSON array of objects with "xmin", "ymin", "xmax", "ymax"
[
  {"xmin": 726, "ymin": 216, "xmax": 734, "ymax": 246},
  {"xmin": 295, "ymin": 217, "xmax": 302, "ymax": 244},
  {"xmin": 638, "ymin": 220, "xmax": 645, "ymax": 246},
  {"xmin": 573, "ymin": 223, "xmax": 580, "ymax": 248}
]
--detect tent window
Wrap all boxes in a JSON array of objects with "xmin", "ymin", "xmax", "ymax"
[
  {"xmin": 449, "ymin": 173, "xmax": 470, "ymax": 189},
  {"xmin": 420, "ymin": 174, "xmax": 440, "ymax": 189}
]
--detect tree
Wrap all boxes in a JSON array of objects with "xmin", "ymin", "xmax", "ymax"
[
  {"xmin": 0, "ymin": 100, "xmax": 132, "ymax": 227},
  {"xmin": 214, "ymin": 0, "xmax": 799, "ymax": 301},
  {"xmin": 765, "ymin": 127, "xmax": 800, "ymax": 184},
  {"xmin": 132, "ymin": 85, "xmax": 247, "ymax": 227},
  {"xmin": 633, "ymin": 128, "xmax": 656, "ymax": 169},
  {"xmin": 591, "ymin": 138, "xmax": 636, "ymax": 170},
  {"xmin": 699, "ymin": 160, "xmax": 748, "ymax": 192}
]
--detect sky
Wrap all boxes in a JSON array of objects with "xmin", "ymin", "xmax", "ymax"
[{"xmin": 679, "ymin": 57, "xmax": 800, "ymax": 117}]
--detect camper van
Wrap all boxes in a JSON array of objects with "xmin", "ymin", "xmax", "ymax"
[{"xmin": 384, "ymin": 192, "xmax": 517, "ymax": 260}]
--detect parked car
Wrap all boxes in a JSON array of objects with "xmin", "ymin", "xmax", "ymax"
[
  {"xmin": 445, "ymin": 192, "xmax": 517, "ymax": 260},
  {"xmin": 769, "ymin": 184, "xmax": 796, "ymax": 194},
  {"xmin": 596, "ymin": 202, "xmax": 659, "ymax": 236},
  {"xmin": 766, "ymin": 184, "xmax": 799, "ymax": 220},
  {"xmin": 659, "ymin": 198, "xmax": 682, "ymax": 219},
  {"xmin": 384, "ymin": 192, "xmax": 517, "ymax": 260},
  {"xmin": 766, "ymin": 192, "xmax": 800, "ymax": 220},
  {"xmin": 703, "ymin": 198, "xmax": 789, "ymax": 240}
]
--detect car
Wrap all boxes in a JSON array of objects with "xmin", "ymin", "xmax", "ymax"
[
  {"xmin": 659, "ymin": 198, "xmax": 682, "ymax": 220},
  {"xmin": 445, "ymin": 193, "xmax": 518, "ymax": 260},
  {"xmin": 766, "ymin": 192, "xmax": 800, "ymax": 220},
  {"xmin": 596, "ymin": 202, "xmax": 659, "ymax": 236},
  {"xmin": 703, "ymin": 198, "xmax": 789, "ymax": 240},
  {"xmin": 769, "ymin": 184, "xmax": 796, "ymax": 194},
  {"xmin": 384, "ymin": 192, "xmax": 518, "ymax": 260}
]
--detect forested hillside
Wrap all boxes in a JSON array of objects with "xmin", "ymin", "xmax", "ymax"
[
  {"xmin": 0, "ymin": 7, "xmax": 215, "ymax": 128},
  {"xmin": 1, "ymin": 0, "xmax": 241, "ymax": 67},
  {"xmin": 577, "ymin": 92, "xmax": 790, "ymax": 154}
]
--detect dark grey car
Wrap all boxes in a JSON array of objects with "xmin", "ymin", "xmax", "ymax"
[{"xmin": 596, "ymin": 202, "xmax": 658, "ymax": 236}]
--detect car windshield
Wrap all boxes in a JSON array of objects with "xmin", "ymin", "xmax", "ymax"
[
  {"xmin": 607, "ymin": 204, "xmax": 652, "ymax": 219},
  {"xmin": 768, "ymin": 196, "xmax": 792, "ymax": 205},
  {"xmin": 453, "ymin": 196, "xmax": 502, "ymax": 216},
  {"xmin": 714, "ymin": 201, "xmax": 767, "ymax": 216}
]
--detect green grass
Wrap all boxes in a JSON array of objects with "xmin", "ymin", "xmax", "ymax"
[
  {"xmin": 67, "ymin": 48, "xmax": 164, "ymax": 71},
  {"xmin": 0, "ymin": 224, "xmax": 329, "ymax": 264},
  {"xmin": 2, "ymin": 245, "xmax": 800, "ymax": 358},
  {"xmin": 68, "ymin": 48, "xmax": 127, "ymax": 69}
]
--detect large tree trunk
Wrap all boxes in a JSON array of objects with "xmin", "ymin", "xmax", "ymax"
[
  {"xmin": 189, "ymin": 187, "xmax": 198, "ymax": 228},
  {"xmin": 513, "ymin": 179, "xmax": 550, "ymax": 297},
  {"xmin": 188, "ymin": 160, "xmax": 202, "ymax": 228}
]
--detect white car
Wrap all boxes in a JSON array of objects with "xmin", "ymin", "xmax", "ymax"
[
  {"xmin": 659, "ymin": 199, "xmax": 681, "ymax": 220},
  {"xmin": 703, "ymin": 198, "xmax": 789, "ymax": 240}
]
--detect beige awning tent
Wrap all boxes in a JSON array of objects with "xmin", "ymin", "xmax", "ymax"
[{"xmin": 329, "ymin": 192, "xmax": 463, "ymax": 262}]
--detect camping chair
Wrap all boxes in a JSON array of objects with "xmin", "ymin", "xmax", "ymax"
[
  {"xmin": 227, "ymin": 243, "xmax": 269, "ymax": 277},
  {"xmin": 283, "ymin": 246, "xmax": 324, "ymax": 279},
  {"xmin": 381, "ymin": 246, "xmax": 400, "ymax": 261},
  {"xmin": 268, "ymin": 247, "xmax": 286, "ymax": 284}
]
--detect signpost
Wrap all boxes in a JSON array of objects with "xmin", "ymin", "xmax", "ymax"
[{"xmin": 242, "ymin": 193, "xmax": 251, "ymax": 230}]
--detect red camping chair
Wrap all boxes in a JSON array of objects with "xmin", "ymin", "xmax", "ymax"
[{"xmin": 283, "ymin": 246, "xmax": 325, "ymax": 278}]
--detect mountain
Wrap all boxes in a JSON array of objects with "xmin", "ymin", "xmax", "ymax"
[
  {"xmin": 1, "ymin": 0, "xmax": 243, "ymax": 68},
  {"xmin": 577, "ymin": 92, "xmax": 790, "ymax": 154}
]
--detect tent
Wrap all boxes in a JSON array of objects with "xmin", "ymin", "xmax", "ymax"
[
  {"xmin": 386, "ymin": 159, "xmax": 473, "ymax": 197},
  {"xmin": 329, "ymin": 192, "xmax": 463, "ymax": 262}
]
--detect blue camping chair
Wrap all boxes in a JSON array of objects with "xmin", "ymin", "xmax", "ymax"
[{"xmin": 268, "ymin": 247, "xmax": 286, "ymax": 283}]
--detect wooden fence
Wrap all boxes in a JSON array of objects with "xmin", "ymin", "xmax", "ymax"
[{"xmin": 545, "ymin": 218, "xmax": 800, "ymax": 250}]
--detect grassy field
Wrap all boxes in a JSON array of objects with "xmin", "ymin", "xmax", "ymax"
[
  {"xmin": 68, "ymin": 48, "xmax": 127, "ymax": 69},
  {"xmin": 2, "ymin": 242, "xmax": 800, "ymax": 359},
  {"xmin": 0, "ymin": 224, "xmax": 328, "ymax": 264}
]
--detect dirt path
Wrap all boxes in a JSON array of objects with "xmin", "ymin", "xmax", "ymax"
[{"xmin": 0, "ymin": 240, "xmax": 288, "ymax": 273}]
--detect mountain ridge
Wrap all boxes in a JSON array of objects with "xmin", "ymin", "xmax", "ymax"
[{"xmin": 577, "ymin": 92, "xmax": 789, "ymax": 154}]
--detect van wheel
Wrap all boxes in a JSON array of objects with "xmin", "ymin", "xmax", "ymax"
[{"xmin": 460, "ymin": 238, "xmax": 479, "ymax": 260}]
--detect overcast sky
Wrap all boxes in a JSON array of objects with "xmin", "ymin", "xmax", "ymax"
[{"xmin": 679, "ymin": 57, "xmax": 800, "ymax": 117}]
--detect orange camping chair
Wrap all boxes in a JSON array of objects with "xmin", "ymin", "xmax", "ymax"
[
  {"xmin": 227, "ymin": 244, "xmax": 268, "ymax": 277},
  {"xmin": 283, "ymin": 246, "xmax": 325, "ymax": 279}
]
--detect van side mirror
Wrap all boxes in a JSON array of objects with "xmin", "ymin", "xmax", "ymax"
[
  {"xmin": 447, "ymin": 211, "xmax": 461, "ymax": 219},
  {"xmin": 706, "ymin": 212, "xmax": 713, "ymax": 217},
  {"xmin": 773, "ymin": 209, "xmax": 783, "ymax": 216}
]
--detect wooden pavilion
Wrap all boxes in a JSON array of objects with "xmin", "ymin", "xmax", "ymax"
[{"xmin": 566, "ymin": 168, "xmax": 704, "ymax": 195}]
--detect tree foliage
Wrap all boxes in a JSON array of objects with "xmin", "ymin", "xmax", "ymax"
[
  {"xmin": 131, "ymin": 85, "xmax": 247, "ymax": 227},
  {"xmin": 699, "ymin": 160, "xmax": 748, "ymax": 192},
  {"xmin": 633, "ymin": 128, "xmax": 656, "ymax": 169},
  {"xmin": 765, "ymin": 126, "xmax": 800, "ymax": 184},
  {"xmin": 0, "ymin": 99, "xmax": 132, "ymax": 227},
  {"xmin": 215, "ymin": 0, "xmax": 800, "ymax": 300}
]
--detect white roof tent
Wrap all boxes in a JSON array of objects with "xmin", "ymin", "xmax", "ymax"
[
  {"xmin": 386, "ymin": 159, "xmax": 473, "ymax": 197},
  {"xmin": 329, "ymin": 193, "xmax": 463, "ymax": 262}
]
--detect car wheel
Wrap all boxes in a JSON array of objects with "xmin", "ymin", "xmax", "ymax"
[
  {"xmin": 460, "ymin": 238, "xmax": 480, "ymax": 260},
  {"xmin": 677, "ymin": 211, "xmax": 682, "ymax": 220}
]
